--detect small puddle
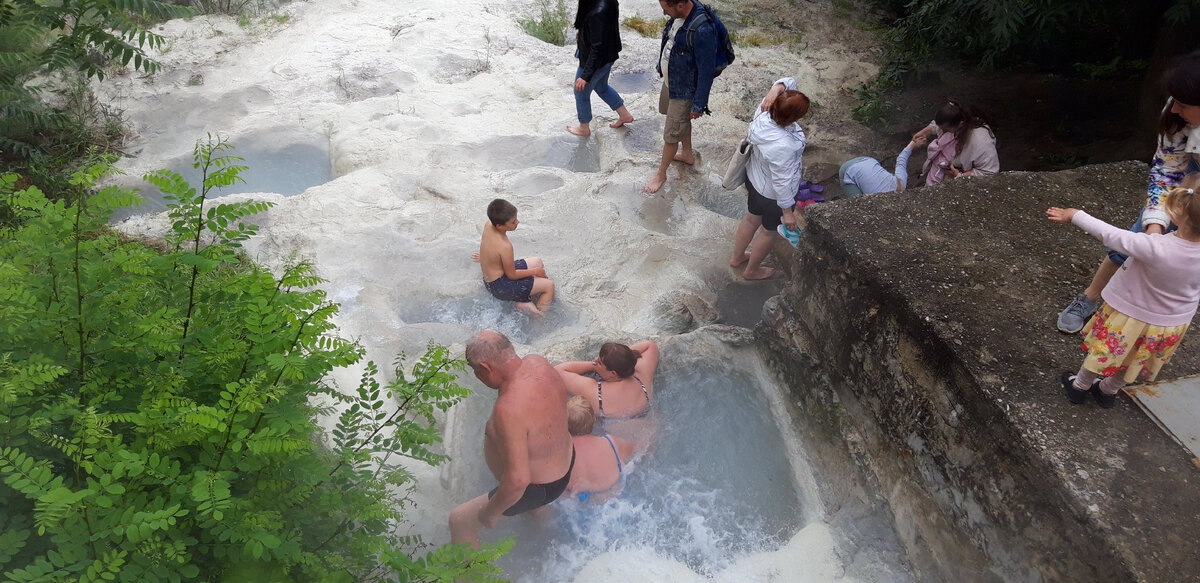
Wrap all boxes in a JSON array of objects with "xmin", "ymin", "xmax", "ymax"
[
  {"xmin": 609, "ymin": 70, "xmax": 658, "ymax": 94},
  {"xmin": 506, "ymin": 171, "xmax": 566, "ymax": 196},
  {"xmin": 695, "ymin": 180, "xmax": 746, "ymax": 220},
  {"xmin": 111, "ymin": 127, "xmax": 330, "ymax": 221},
  {"xmin": 621, "ymin": 125, "xmax": 663, "ymax": 153},
  {"xmin": 609, "ymin": 184, "xmax": 687, "ymax": 235},
  {"xmin": 716, "ymin": 279, "xmax": 782, "ymax": 328},
  {"xmin": 453, "ymin": 135, "xmax": 600, "ymax": 173}
]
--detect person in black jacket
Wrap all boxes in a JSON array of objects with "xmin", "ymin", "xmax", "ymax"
[{"xmin": 567, "ymin": 0, "xmax": 634, "ymax": 137}]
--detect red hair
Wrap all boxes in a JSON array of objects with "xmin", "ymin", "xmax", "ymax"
[{"xmin": 770, "ymin": 90, "xmax": 810, "ymax": 127}]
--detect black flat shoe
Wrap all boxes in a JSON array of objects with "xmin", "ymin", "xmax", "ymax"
[
  {"xmin": 1061, "ymin": 372, "xmax": 1089, "ymax": 405},
  {"xmin": 1091, "ymin": 382, "xmax": 1117, "ymax": 409}
]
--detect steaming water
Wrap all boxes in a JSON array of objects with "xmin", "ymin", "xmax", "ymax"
[{"xmin": 460, "ymin": 352, "xmax": 801, "ymax": 581}]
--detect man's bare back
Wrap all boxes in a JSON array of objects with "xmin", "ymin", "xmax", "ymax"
[{"xmin": 483, "ymin": 354, "xmax": 573, "ymax": 485}]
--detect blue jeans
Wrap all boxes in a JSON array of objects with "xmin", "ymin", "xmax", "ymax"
[
  {"xmin": 575, "ymin": 62, "xmax": 623, "ymax": 124},
  {"xmin": 1108, "ymin": 208, "xmax": 1177, "ymax": 265}
]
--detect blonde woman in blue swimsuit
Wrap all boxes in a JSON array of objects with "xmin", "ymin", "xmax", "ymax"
[{"xmin": 565, "ymin": 396, "xmax": 635, "ymax": 502}]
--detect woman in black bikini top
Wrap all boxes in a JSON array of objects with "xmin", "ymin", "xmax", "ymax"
[
  {"xmin": 597, "ymin": 374, "xmax": 649, "ymax": 418},
  {"xmin": 555, "ymin": 339, "xmax": 660, "ymax": 421}
]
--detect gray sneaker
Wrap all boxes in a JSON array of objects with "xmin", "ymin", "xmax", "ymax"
[{"xmin": 1057, "ymin": 293, "xmax": 1101, "ymax": 334}]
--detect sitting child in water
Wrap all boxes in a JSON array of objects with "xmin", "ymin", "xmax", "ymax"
[
  {"xmin": 1047, "ymin": 175, "xmax": 1200, "ymax": 408},
  {"xmin": 565, "ymin": 396, "xmax": 635, "ymax": 502},
  {"xmin": 477, "ymin": 198, "xmax": 555, "ymax": 316}
]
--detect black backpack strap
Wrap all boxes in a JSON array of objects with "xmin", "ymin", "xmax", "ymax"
[{"xmin": 684, "ymin": 2, "xmax": 712, "ymax": 51}]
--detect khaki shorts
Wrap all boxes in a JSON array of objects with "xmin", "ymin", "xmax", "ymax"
[{"xmin": 658, "ymin": 82, "xmax": 692, "ymax": 144}]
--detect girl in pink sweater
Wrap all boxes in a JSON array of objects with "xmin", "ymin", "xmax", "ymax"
[{"xmin": 1047, "ymin": 174, "xmax": 1200, "ymax": 407}]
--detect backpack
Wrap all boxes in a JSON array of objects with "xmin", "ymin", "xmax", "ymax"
[{"xmin": 685, "ymin": 2, "xmax": 736, "ymax": 77}]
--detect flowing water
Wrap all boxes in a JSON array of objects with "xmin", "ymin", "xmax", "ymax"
[
  {"xmin": 488, "ymin": 362, "xmax": 806, "ymax": 581},
  {"xmin": 103, "ymin": 0, "xmax": 911, "ymax": 579}
]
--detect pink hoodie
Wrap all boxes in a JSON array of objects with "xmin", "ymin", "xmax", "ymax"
[{"xmin": 1073, "ymin": 210, "xmax": 1200, "ymax": 326}]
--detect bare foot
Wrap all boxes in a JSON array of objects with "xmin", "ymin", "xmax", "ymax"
[
  {"xmin": 609, "ymin": 114, "xmax": 634, "ymax": 129},
  {"xmin": 644, "ymin": 173, "xmax": 667, "ymax": 194},
  {"xmin": 742, "ymin": 266, "xmax": 776, "ymax": 280},
  {"xmin": 470, "ymin": 252, "xmax": 480, "ymax": 262},
  {"xmin": 673, "ymin": 151, "xmax": 695, "ymax": 165},
  {"xmin": 566, "ymin": 124, "xmax": 591, "ymax": 137},
  {"xmin": 516, "ymin": 302, "xmax": 545, "ymax": 317},
  {"xmin": 729, "ymin": 251, "xmax": 751, "ymax": 268}
]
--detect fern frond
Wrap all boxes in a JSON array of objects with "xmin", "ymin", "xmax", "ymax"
[{"xmin": 0, "ymin": 446, "xmax": 63, "ymax": 498}]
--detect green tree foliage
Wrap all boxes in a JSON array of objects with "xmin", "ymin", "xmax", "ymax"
[
  {"xmin": 0, "ymin": 136, "xmax": 510, "ymax": 581},
  {"xmin": 0, "ymin": 0, "xmax": 187, "ymax": 161},
  {"xmin": 852, "ymin": 0, "xmax": 1198, "ymax": 128},
  {"xmin": 871, "ymin": 0, "xmax": 1190, "ymax": 71}
]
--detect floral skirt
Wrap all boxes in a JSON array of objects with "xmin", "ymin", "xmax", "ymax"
[{"xmin": 1081, "ymin": 303, "xmax": 1189, "ymax": 383}]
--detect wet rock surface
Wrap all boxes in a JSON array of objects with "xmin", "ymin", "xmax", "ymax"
[{"xmin": 760, "ymin": 161, "xmax": 1200, "ymax": 582}]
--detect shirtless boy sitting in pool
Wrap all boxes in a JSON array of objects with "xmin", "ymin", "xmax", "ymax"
[{"xmin": 477, "ymin": 198, "xmax": 555, "ymax": 316}]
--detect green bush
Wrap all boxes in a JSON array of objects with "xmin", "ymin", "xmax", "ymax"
[
  {"xmin": 518, "ymin": 0, "xmax": 569, "ymax": 46},
  {"xmin": 0, "ymin": 137, "xmax": 509, "ymax": 581},
  {"xmin": 622, "ymin": 14, "xmax": 663, "ymax": 38}
]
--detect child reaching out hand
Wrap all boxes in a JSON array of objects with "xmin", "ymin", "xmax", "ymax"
[{"xmin": 1047, "ymin": 175, "xmax": 1200, "ymax": 407}]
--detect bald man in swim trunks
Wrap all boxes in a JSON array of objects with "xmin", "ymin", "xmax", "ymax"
[{"xmin": 449, "ymin": 330, "xmax": 575, "ymax": 547}]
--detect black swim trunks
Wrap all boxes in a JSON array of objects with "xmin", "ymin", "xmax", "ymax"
[
  {"xmin": 484, "ymin": 258, "xmax": 535, "ymax": 303},
  {"xmin": 488, "ymin": 447, "xmax": 575, "ymax": 516}
]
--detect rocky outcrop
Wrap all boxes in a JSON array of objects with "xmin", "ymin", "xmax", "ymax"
[{"xmin": 759, "ymin": 162, "xmax": 1200, "ymax": 582}]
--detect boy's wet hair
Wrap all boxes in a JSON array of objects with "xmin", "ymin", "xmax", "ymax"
[
  {"xmin": 598, "ymin": 342, "xmax": 641, "ymax": 378},
  {"xmin": 770, "ymin": 90, "xmax": 810, "ymax": 128},
  {"xmin": 567, "ymin": 396, "xmax": 595, "ymax": 435},
  {"xmin": 487, "ymin": 198, "xmax": 518, "ymax": 226},
  {"xmin": 1165, "ymin": 174, "xmax": 1200, "ymax": 234}
]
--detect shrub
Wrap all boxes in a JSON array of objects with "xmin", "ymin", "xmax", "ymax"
[
  {"xmin": 0, "ymin": 137, "xmax": 508, "ymax": 581},
  {"xmin": 622, "ymin": 14, "xmax": 663, "ymax": 38},
  {"xmin": 731, "ymin": 30, "xmax": 775, "ymax": 48},
  {"xmin": 518, "ymin": 0, "xmax": 569, "ymax": 46}
]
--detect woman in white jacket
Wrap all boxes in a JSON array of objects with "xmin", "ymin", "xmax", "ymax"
[{"xmin": 729, "ymin": 78, "xmax": 810, "ymax": 279}]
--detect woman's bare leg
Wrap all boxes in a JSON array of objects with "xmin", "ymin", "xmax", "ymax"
[
  {"xmin": 743, "ymin": 227, "xmax": 778, "ymax": 280},
  {"xmin": 730, "ymin": 214, "xmax": 762, "ymax": 267}
]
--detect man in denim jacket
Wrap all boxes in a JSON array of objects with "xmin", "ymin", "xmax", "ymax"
[{"xmin": 644, "ymin": 0, "xmax": 717, "ymax": 194}]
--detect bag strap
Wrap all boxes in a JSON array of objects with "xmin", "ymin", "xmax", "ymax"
[{"xmin": 684, "ymin": 2, "xmax": 712, "ymax": 51}]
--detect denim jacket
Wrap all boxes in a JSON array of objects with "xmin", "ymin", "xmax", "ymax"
[{"xmin": 655, "ymin": 2, "xmax": 717, "ymax": 114}]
